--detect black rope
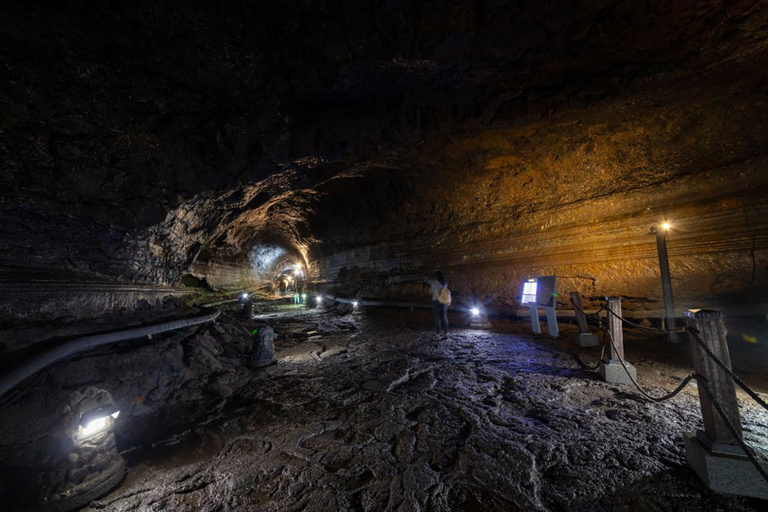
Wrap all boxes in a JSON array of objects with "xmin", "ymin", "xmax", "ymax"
[
  {"xmin": 603, "ymin": 328, "xmax": 694, "ymax": 402},
  {"xmin": 603, "ymin": 303, "xmax": 686, "ymax": 335},
  {"xmin": 569, "ymin": 298, "xmax": 604, "ymax": 322},
  {"xmin": 688, "ymin": 327, "xmax": 768, "ymax": 413},
  {"xmin": 696, "ymin": 376, "xmax": 768, "ymax": 486}
]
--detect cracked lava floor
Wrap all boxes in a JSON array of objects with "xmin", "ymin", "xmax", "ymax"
[{"xmin": 86, "ymin": 307, "xmax": 768, "ymax": 511}]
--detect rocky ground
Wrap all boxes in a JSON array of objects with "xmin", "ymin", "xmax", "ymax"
[{"xmin": 69, "ymin": 304, "xmax": 768, "ymax": 512}]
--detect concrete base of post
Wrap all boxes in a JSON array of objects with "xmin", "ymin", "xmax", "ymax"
[
  {"xmin": 599, "ymin": 359, "xmax": 636, "ymax": 385},
  {"xmin": 684, "ymin": 431, "xmax": 768, "ymax": 499},
  {"xmin": 576, "ymin": 332, "xmax": 599, "ymax": 347}
]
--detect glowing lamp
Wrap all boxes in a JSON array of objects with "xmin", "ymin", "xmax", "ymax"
[
  {"xmin": 302, "ymin": 293, "xmax": 307, "ymax": 300},
  {"xmin": 316, "ymin": 296, "xmax": 323, "ymax": 304},
  {"xmin": 661, "ymin": 222, "xmax": 671, "ymax": 230},
  {"xmin": 78, "ymin": 404, "xmax": 119, "ymax": 440},
  {"xmin": 352, "ymin": 301, "xmax": 359, "ymax": 307},
  {"xmin": 241, "ymin": 292, "xmax": 249, "ymax": 299},
  {"xmin": 471, "ymin": 307, "xmax": 480, "ymax": 316}
]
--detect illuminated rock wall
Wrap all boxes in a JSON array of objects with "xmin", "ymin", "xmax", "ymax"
[{"xmin": 309, "ymin": 63, "xmax": 768, "ymax": 312}]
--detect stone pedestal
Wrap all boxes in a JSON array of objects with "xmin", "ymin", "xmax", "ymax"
[
  {"xmin": 684, "ymin": 432, "xmax": 768, "ymax": 499},
  {"xmin": 249, "ymin": 325, "xmax": 277, "ymax": 368},
  {"xmin": 599, "ymin": 359, "xmax": 636, "ymax": 385},
  {"xmin": 576, "ymin": 332, "xmax": 599, "ymax": 347},
  {"xmin": 240, "ymin": 299, "xmax": 253, "ymax": 319}
]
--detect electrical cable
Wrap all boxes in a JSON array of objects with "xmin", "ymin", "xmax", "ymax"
[
  {"xmin": 688, "ymin": 327, "xmax": 768, "ymax": 413},
  {"xmin": 696, "ymin": 376, "xmax": 768, "ymax": 486}
]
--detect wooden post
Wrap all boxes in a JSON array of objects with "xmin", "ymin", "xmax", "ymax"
[
  {"xmin": 572, "ymin": 291, "xmax": 599, "ymax": 347},
  {"xmin": 570, "ymin": 291, "xmax": 589, "ymax": 333},
  {"xmin": 607, "ymin": 296, "xmax": 624, "ymax": 361},
  {"xmin": 685, "ymin": 309, "xmax": 742, "ymax": 447},
  {"xmin": 599, "ymin": 296, "xmax": 636, "ymax": 384}
]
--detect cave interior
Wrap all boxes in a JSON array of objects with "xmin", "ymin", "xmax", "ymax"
[{"xmin": 1, "ymin": 1, "xmax": 768, "ymax": 511}]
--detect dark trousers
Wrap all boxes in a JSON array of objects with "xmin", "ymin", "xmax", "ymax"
[{"xmin": 432, "ymin": 301, "xmax": 449, "ymax": 334}]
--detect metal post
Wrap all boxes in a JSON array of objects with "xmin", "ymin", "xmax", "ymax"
[
  {"xmin": 545, "ymin": 307, "xmax": 559, "ymax": 337},
  {"xmin": 599, "ymin": 296, "xmax": 636, "ymax": 384},
  {"xmin": 655, "ymin": 228, "xmax": 679, "ymax": 343},
  {"xmin": 571, "ymin": 291, "xmax": 598, "ymax": 346},
  {"xmin": 529, "ymin": 305, "xmax": 541, "ymax": 334},
  {"xmin": 685, "ymin": 309, "xmax": 741, "ymax": 449}
]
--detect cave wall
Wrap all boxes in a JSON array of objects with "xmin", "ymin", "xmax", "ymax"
[
  {"xmin": 308, "ymin": 61, "xmax": 768, "ymax": 312},
  {"xmin": 1, "ymin": 1, "xmax": 768, "ymax": 325}
]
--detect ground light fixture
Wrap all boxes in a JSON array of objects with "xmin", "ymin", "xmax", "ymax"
[
  {"xmin": 352, "ymin": 300, "xmax": 359, "ymax": 307},
  {"xmin": 471, "ymin": 307, "xmax": 480, "ymax": 316},
  {"xmin": 241, "ymin": 292, "xmax": 249, "ymax": 300},
  {"xmin": 79, "ymin": 404, "xmax": 120, "ymax": 440},
  {"xmin": 24, "ymin": 388, "xmax": 126, "ymax": 511}
]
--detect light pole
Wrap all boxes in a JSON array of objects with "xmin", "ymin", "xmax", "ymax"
[{"xmin": 652, "ymin": 222, "xmax": 679, "ymax": 343}]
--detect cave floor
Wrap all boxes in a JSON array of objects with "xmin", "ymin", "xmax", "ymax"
[{"xmin": 88, "ymin": 307, "xmax": 768, "ymax": 511}]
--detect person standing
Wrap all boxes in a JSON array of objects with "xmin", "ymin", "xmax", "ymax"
[{"xmin": 424, "ymin": 271, "xmax": 450, "ymax": 340}]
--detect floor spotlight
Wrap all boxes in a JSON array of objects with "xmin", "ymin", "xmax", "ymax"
[{"xmin": 78, "ymin": 404, "xmax": 120, "ymax": 440}]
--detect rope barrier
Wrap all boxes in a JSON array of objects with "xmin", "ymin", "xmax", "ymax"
[
  {"xmin": 696, "ymin": 376, "xmax": 768, "ymax": 485},
  {"xmin": 603, "ymin": 327, "xmax": 695, "ymax": 402},
  {"xmin": 603, "ymin": 303, "xmax": 686, "ymax": 334},
  {"xmin": 571, "ymin": 297, "xmax": 767, "ymax": 485},
  {"xmin": 688, "ymin": 328, "xmax": 768, "ymax": 413},
  {"xmin": 596, "ymin": 302, "xmax": 768, "ymax": 412},
  {"xmin": 572, "ymin": 317, "xmax": 608, "ymax": 370}
]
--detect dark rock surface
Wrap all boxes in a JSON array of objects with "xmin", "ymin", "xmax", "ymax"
[
  {"xmin": 87, "ymin": 310, "xmax": 768, "ymax": 511},
  {"xmin": 4, "ymin": 306, "xmax": 765, "ymax": 510}
]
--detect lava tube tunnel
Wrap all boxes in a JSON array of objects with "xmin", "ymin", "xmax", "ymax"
[{"xmin": 0, "ymin": 2, "xmax": 767, "ymax": 510}]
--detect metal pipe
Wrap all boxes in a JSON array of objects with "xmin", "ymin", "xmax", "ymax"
[{"xmin": 0, "ymin": 308, "xmax": 220, "ymax": 398}]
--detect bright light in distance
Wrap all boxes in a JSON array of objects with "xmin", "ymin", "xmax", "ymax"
[
  {"xmin": 661, "ymin": 222, "xmax": 671, "ymax": 230},
  {"xmin": 352, "ymin": 301, "xmax": 359, "ymax": 307},
  {"xmin": 316, "ymin": 296, "xmax": 323, "ymax": 304},
  {"xmin": 302, "ymin": 293, "xmax": 307, "ymax": 299},
  {"xmin": 471, "ymin": 307, "xmax": 480, "ymax": 316},
  {"xmin": 241, "ymin": 292, "xmax": 249, "ymax": 299}
]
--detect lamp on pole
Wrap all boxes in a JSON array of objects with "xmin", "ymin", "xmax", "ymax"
[{"xmin": 651, "ymin": 221, "xmax": 679, "ymax": 343}]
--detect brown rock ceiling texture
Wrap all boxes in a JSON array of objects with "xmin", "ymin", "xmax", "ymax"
[{"xmin": 1, "ymin": 0, "xmax": 767, "ymax": 323}]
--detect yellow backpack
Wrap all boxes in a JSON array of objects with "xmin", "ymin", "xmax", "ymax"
[{"xmin": 438, "ymin": 286, "xmax": 452, "ymax": 306}]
